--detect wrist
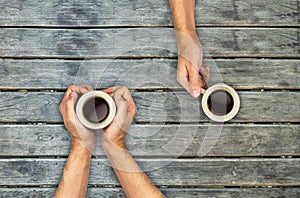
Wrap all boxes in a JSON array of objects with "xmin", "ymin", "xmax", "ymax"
[
  {"xmin": 175, "ymin": 26, "xmax": 197, "ymax": 36},
  {"xmin": 175, "ymin": 29, "xmax": 200, "ymax": 44},
  {"xmin": 71, "ymin": 139, "xmax": 93, "ymax": 157},
  {"xmin": 102, "ymin": 138, "xmax": 127, "ymax": 151},
  {"xmin": 101, "ymin": 131, "xmax": 127, "ymax": 151}
]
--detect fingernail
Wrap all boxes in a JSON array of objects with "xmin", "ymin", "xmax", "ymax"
[{"xmin": 193, "ymin": 89, "xmax": 200, "ymax": 97}]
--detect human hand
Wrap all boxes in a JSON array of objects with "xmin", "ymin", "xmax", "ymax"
[
  {"xmin": 176, "ymin": 31, "xmax": 210, "ymax": 98},
  {"xmin": 59, "ymin": 85, "xmax": 96, "ymax": 153},
  {"xmin": 101, "ymin": 86, "xmax": 137, "ymax": 150}
]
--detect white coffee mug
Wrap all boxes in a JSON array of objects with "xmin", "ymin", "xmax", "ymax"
[
  {"xmin": 76, "ymin": 91, "xmax": 116, "ymax": 129},
  {"xmin": 201, "ymin": 83, "xmax": 240, "ymax": 122}
]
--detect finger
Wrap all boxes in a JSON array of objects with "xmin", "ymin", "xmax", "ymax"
[
  {"xmin": 71, "ymin": 91, "xmax": 78, "ymax": 104},
  {"xmin": 198, "ymin": 77, "xmax": 206, "ymax": 90},
  {"xmin": 114, "ymin": 94, "xmax": 129, "ymax": 120},
  {"xmin": 102, "ymin": 86, "xmax": 121, "ymax": 93},
  {"xmin": 71, "ymin": 85, "xmax": 92, "ymax": 95},
  {"xmin": 62, "ymin": 85, "xmax": 75, "ymax": 101},
  {"xmin": 63, "ymin": 92, "xmax": 78, "ymax": 127},
  {"xmin": 177, "ymin": 70, "xmax": 193, "ymax": 95},
  {"xmin": 103, "ymin": 86, "xmax": 136, "ymax": 118},
  {"xmin": 102, "ymin": 86, "xmax": 122, "ymax": 96},
  {"xmin": 177, "ymin": 58, "xmax": 195, "ymax": 94},
  {"xmin": 63, "ymin": 85, "xmax": 92, "ymax": 101},
  {"xmin": 186, "ymin": 64, "xmax": 202, "ymax": 98},
  {"xmin": 66, "ymin": 92, "xmax": 77, "ymax": 115},
  {"xmin": 113, "ymin": 94, "xmax": 134, "ymax": 132},
  {"xmin": 113, "ymin": 86, "xmax": 136, "ymax": 118},
  {"xmin": 83, "ymin": 85, "xmax": 93, "ymax": 91},
  {"xmin": 61, "ymin": 86, "xmax": 76, "ymax": 112},
  {"xmin": 113, "ymin": 86, "xmax": 131, "ymax": 103}
]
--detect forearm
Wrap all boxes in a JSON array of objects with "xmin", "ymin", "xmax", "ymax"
[
  {"xmin": 54, "ymin": 142, "xmax": 92, "ymax": 198},
  {"xmin": 103, "ymin": 143, "xmax": 165, "ymax": 198},
  {"xmin": 169, "ymin": 0, "xmax": 196, "ymax": 35}
]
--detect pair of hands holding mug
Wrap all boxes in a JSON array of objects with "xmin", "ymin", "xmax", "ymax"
[
  {"xmin": 59, "ymin": 85, "xmax": 136, "ymax": 153},
  {"xmin": 58, "ymin": 85, "xmax": 165, "ymax": 198}
]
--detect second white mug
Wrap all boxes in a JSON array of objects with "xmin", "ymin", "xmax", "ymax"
[{"xmin": 201, "ymin": 83, "xmax": 240, "ymax": 122}]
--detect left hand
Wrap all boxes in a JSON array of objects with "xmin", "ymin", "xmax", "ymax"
[{"xmin": 59, "ymin": 85, "xmax": 97, "ymax": 153}]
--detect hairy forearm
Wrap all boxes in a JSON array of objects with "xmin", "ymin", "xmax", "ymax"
[
  {"xmin": 103, "ymin": 143, "xmax": 165, "ymax": 198},
  {"xmin": 54, "ymin": 142, "xmax": 92, "ymax": 198},
  {"xmin": 169, "ymin": 0, "xmax": 196, "ymax": 35}
]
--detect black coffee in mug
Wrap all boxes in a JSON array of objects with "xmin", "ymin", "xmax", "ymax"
[
  {"xmin": 207, "ymin": 90, "xmax": 234, "ymax": 116},
  {"xmin": 76, "ymin": 91, "xmax": 116, "ymax": 129},
  {"xmin": 82, "ymin": 97, "xmax": 109, "ymax": 123}
]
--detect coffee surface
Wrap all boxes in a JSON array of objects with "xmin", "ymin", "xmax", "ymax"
[
  {"xmin": 83, "ymin": 97, "xmax": 109, "ymax": 123},
  {"xmin": 207, "ymin": 90, "xmax": 234, "ymax": 116}
]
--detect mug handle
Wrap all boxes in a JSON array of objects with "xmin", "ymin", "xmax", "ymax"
[{"xmin": 201, "ymin": 88, "xmax": 206, "ymax": 95}]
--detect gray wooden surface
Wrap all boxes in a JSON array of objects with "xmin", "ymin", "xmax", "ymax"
[
  {"xmin": 0, "ymin": 59, "xmax": 299, "ymax": 90},
  {"xmin": 0, "ymin": 91, "xmax": 299, "ymax": 123},
  {"xmin": 0, "ymin": 28, "xmax": 299, "ymax": 58},
  {"xmin": 0, "ymin": 124, "xmax": 299, "ymax": 157},
  {"xmin": 1, "ymin": 188, "xmax": 299, "ymax": 198},
  {"xmin": 0, "ymin": 0, "xmax": 299, "ymax": 197},
  {"xmin": 0, "ymin": 0, "xmax": 298, "ymax": 26},
  {"xmin": 0, "ymin": 158, "xmax": 299, "ymax": 186}
]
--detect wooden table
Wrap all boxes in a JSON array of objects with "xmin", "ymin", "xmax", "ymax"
[{"xmin": 0, "ymin": 0, "xmax": 299, "ymax": 197}]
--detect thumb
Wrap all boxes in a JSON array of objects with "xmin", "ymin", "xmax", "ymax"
[{"xmin": 188, "ymin": 67, "xmax": 202, "ymax": 98}]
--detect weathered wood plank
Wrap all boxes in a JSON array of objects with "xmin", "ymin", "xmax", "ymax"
[
  {"xmin": 0, "ymin": 91, "xmax": 299, "ymax": 123},
  {"xmin": 0, "ymin": 124, "xmax": 299, "ymax": 157},
  {"xmin": 0, "ymin": 0, "xmax": 298, "ymax": 26},
  {"xmin": 0, "ymin": 28, "xmax": 299, "ymax": 58},
  {"xmin": 0, "ymin": 158, "xmax": 299, "ymax": 186},
  {"xmin": 0, "ymin": 59, "xmax": 299, "ymax": 90},
  {"xmin": 1, "ymin": 187, "xmax": 299, "ymax": 198}
]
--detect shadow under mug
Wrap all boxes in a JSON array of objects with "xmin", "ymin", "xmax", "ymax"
[
  {"xmin": 201, "ymin": 83, "xmax": 240, "ymax": 122},
  {"xmin": 76, "ymin": 91, "xmax": 116, "ymax": 130}
]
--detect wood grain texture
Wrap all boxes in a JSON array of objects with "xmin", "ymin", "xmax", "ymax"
[
  {"xmin": 0, "ymin": 158, "xmax": 299, "ymax": 186},
  {"xmin": 0, "ymin": 91, "xmax": 299, "ymax": 123},
  {"xmin": 0, "ymin": 59, "xmax": 299, "ymax": 90},
  {"xmin": 0, "ymin": 0, "xmax": 298, "ymax": 195},
  {"xmin": 0, "ymin": 124, "xmax": 299, "ymax": 157},
  {"xmin": 0, "ymin": 0, "xmax": 298, "ymax": 26},
  {"xmin": 1, "ymin": 187, "xmax": 299, "ymax": 198},
  {"xmin": 0, "ymin": 28, "xmax": 299, "ymax": 58}
]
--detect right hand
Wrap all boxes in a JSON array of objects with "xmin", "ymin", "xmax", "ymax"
[
  {"xmin": 175, "ymin": 31, "xmax": 210, "ymax": 98},
  {"xmin": 101, "ymin": 86, "xmax": 137, "ymax": 149}
]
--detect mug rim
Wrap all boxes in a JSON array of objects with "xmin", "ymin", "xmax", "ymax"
[
  {"xmin": 76, "ymin": 91, "xmax": 116, "ymax": 129},
  {"xmin": 202, "ymin": 83, "xmax": 240, "ymax": 122}
]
